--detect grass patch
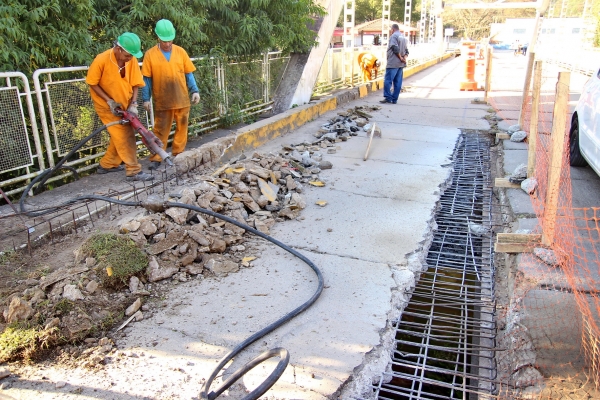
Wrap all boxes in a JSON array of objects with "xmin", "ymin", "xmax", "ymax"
[
  {"xmin": 79, "ymin": 233, "xmax": 148, "ymax": 287},
  {"xmin": 0, "ymin": 324, "xmax": 60, "ymax": 363}
]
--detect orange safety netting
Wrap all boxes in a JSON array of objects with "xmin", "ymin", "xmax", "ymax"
[{"xmin": 488, "ymin": 58, "xmax": 600, "ymax": 398}]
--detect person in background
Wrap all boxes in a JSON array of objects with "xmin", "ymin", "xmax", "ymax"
[
  {"xmin": 380, "ymin": 24, "xmax": 408, "ymax": 104},
  {"xmin": 141, "ymin": 19, "xmax": 200, "ymax": 170},
  {"xmin": 86, "ymin": 32, "xmax": 154, "ymax": 181},
  {"xmin": 358, "ymin": 52, "xmax": 381, "ymax": 83}
]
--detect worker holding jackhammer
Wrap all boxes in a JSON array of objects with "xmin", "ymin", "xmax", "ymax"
[
  {"xmin": 141, "ymin": 19, "xmax": 200, "ymax": 170},
  {"xmin": 86, "ymin": 32, "xmax": 154, "ymax": 181}
]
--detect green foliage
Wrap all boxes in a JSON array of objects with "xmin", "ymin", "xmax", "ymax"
[
  {"xmin": 2, "ymin": 0, "xmax": 325, "ymax": 76},
  {"xmin": 0, "ymin": 324, "xmax": 59, "ymax": 363},
  {"xmin": 79, "ymin": 233, "xmax": 148, "ymax": 287}
]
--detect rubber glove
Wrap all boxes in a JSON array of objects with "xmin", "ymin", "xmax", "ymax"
[
  {"xmin": 143, "ymin": 101, "xmax": 151, "ymax": 112},
  {"xmin": 107, "ymin": 99, "xmax": 122, "ymax": 116},
  {"xmin": 191, "ymin": 92, "xmax": 200, "ymax": 105},
  {"xmin": 127, "ymin": 103, "xmax": 139, "ymax": 117}
]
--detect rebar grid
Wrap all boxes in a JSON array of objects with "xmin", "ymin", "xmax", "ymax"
[{"xmin": 374, "ymin": 131, "xmax": 496, "ymax": 399}]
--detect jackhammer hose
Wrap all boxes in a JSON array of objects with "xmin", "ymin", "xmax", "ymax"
[
  {"xmin": 18, "ymin": 194, "xmax": 324, "ymax": 399},
  {"xmin": 166, "ymin": 203, "xmax": 324, "ymax": 400},
  {"xmin": 19, "ymin": 121, "xmax": 122, "ymax": 217}
]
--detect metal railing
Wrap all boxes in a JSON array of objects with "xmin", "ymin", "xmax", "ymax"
[
  {"xmin": 314, "ymin": 43, "xmax": 443, "ymax": 94},
  {"xmin": 0, "ymin": 52, "xmax": 290, "ymax": 199}
]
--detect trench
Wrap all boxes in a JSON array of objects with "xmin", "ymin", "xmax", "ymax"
[{"xmin": 373, "ymin": 130, "xmax": 497, "ymax": 399}]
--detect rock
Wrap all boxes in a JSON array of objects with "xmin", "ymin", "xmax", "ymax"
[
  {"xmin": 510, "ymin": 130, "xmax": 527, "ymax": 142},
  {"xmin": 291, "ymin": 193, "xmax": 306, "ymax": 210},
  {"xmin": 188, "ymin": 230, "xmax": 211, "ymax": 247},
  {"xmin": 24, "ymin": 278, "xmax": 39, "ymax": 286},
  {"xmin": 45, "ymin": 317, "xmax": 60, "ymax": 330},
  {"xmin": 508, "ymin": 163, "xmax": 528, "ymax": 184},
  {"xmin": 507, "ymin": 124, "xmax": 521, "ymax": 133},
  {"xmin": 205, "ymin": 258, "xmax": 239, "ymax": 276},
  {"xmin": 210, "ymin": 238, "xmax": 227, "ymax": 253},
  {"xmin": 85, "ymin": 280, "xmax": 99, "ymax": 294},
  {"xmin": 6, "ymin": 297, "xmax": 34, "ymax": 323},
  {"xmin": 63, "ymin": 285, "xmax": 85, "ymax": 301},
  {"xmin": 165, "ymin": 207, "xmax": 189, "ymax": 225},
  {"xmin": 147, "ymin": 230, "xmax": 181, "ymax": 255},
  {"xmin": 179, "ymin": 243, "xmax": 189, "ymax": 254},
  {"xmin": 286, "ymin": 176, "xmax": 297, "ymax": 190},
  {"xmin": 120, "ymin": 220, "xmax": 141, "ymax": 233},
  {"xmin": 153, "ymin": 233, "xmax": 166, "ymax": 242},
  {"xmin": 181, "ymin": 254, "xmax": 195, "ymax": 266},
  {"xmin": 85, "ymin": 257, "xmax": 96, "ymax": 267},
  {"xmin": 55, "ymin": 381, "xmax": 67, "ymax": 389},
  {"xmin": 278, "ymin": 207, "xmax": 299, "ymax": 220},
  {"xmin": 327, "ymin": 148, "xmax": 336, "ymax": 154},
  {"xmin": 185, "ymin": 263, "xmax": 204, "ymax": 275},
  {"xmin": 533, "ymin": 247, "xmax": 559, "ymax": 267},
  {"xmin": 133, "ymin": 310, "xmax": 144, "ymax": 321},
  {"xmin": 319, "ymin": 160, "xmax": 333, "ymax": 170},
  {"xmin": 140, "ymin": 220, "xmax": 158, "ymax": 236},
  {"xmin": 126, "ymin": 298, "xmax": 142, "ymax": 316},
  {"xmin": 0, "ymin": 367, "xmax": 10, "ymax": 379},
  {"xmin": 511, "ymin": 366, "xmax": 543, "ymax": 388},
  {"xmin": 146, "ymin": 257, "xmax": 178, "ymax": 282},
  {"xmin": 63, "ymin": 315, "xmax": 93, "ymax": 338},
  {"xmin": 254, "ymin": 220, "xmax": 270, "ymax": 234},
  {"xmin": 98, "ymin": 337, "xmax": 110, "ymax": 346},
  {"xmin": 129, "ymin": 276, "xmax": 140, "ymax": 293},
  {"xmin": 521, "ymin": 178, "xmax": 537, "ymax": 195},
  {"xmin": 29, "ymin": 288, "xmax": 46, "ymax": 303}
]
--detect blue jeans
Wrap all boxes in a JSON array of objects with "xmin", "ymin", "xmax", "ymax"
[{"xmin": 383, "ymin": 68, "xmax": 404, "ymax": 103}]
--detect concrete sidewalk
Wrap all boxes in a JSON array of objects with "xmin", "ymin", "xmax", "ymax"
[{"xmin": 1, "ymin": 55, "xmax": 496, "ymax": 399}]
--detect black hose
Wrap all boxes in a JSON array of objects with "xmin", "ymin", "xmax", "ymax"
[
  {"xmin": 165, "ymin": 203, "xmax": 324, "ymax": 400},
  {"xmin": 16, "ymin": 195, "xmax": 324, "ymax": 399},
  {"xmin": 19, "ymin": 121, "xmax": 122, "ymax": 217}
]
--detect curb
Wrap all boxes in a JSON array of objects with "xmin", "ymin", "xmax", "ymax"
[{"xmin": 173, "ymin": 53, "xmax": 454, "ymax": 175}]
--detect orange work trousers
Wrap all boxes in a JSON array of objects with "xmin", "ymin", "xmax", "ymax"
[
  {"xmin": 97, "ymin": 109, "xmax": 141, "ymax": 176},
  {"xmin": 150, "ymin": 107, "xmax": 190, "ymax": 162}
]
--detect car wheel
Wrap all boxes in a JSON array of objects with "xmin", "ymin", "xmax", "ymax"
[{"xmin": 569, "ymin": 116, "xmax": 588, "ymax": 167}]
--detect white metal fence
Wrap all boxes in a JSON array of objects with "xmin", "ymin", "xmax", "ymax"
[
  {"xmin": 0, "ymin": 52, "xmax": 290, "ymax": 198},
  {"xmin": 314, "ymin": 43, "xmax": 442, "ymax": 93}
]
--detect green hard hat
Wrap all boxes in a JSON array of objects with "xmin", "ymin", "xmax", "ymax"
[
  {"xmin": 155, "ymin": 19, "xmax": 176, "ymax": 41},
  {"xmin": 117, "ymin": 32, "xmax": 143, "ymax": 58}
]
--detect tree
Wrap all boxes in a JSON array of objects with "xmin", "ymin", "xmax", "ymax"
[
  {"xmin": 1, "ymin": 0, "xmax": 325, "ymax": 75},
  {"xmin": 342, "ymin": 0, "xmax": 422, "ymax": 27}
]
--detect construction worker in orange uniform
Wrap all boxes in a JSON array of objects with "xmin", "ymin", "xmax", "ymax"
[
  {"xmin": 141, "ymin": 19, "xmax": 200, "ymax": 170},
  {"xmin": 86, "ymin": 32, "xmax": 154, "ymax": 181},
  {"xmin": 358, "ymin": 52, "xmax": 381, "ymax": 83}
]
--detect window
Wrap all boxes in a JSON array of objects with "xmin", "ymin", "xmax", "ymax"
[{"xmin": 513, "ymin": 29, "xmax": 526, "ymax": 34}]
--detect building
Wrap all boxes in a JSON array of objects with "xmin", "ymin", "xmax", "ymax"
[
  {"xmin": 331, "ymin": 18, "xmax": 419, "ymax": 47},
  {"xmin": 490, "ymin": 18, "xmax": 592, "ymax": 48}
]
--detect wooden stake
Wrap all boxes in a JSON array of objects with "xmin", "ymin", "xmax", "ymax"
[
  {"xmin": 527, "ymin": 60, "xmax": 543, "ymax": 178},
  {"xmin": 483, "ymin": 47, "xmax": 493, "ymax": 103},
  {"xmin": 364, "ymin": 123, "xmax": 377, "ymax": 161},
  {"xmin": 518, "ymin": 52, "xmax": 536, "ymax": 128},
  {"xmin": 542, "ymin": 71, "xmax": 570, "ymax": 246}
]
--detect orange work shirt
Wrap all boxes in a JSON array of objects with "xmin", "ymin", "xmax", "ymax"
[
  {"xmin": 86, "ymin": 48, "xmax": 145, "ymax": 116},
  {"xmin": 141, "ymin": 44, "xmax": 196, "ymax": 111}
]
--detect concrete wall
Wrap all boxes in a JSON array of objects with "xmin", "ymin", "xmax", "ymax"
[{"xmin": 290, "ymin": 0, "xmax": 344, "ymax": 108}]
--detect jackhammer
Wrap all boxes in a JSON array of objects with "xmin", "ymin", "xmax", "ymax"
[
  {"xmin": 19, "ymin": 107, "xmax": 172, "ymax": 216},
  {"xmin": 118, "ymin": 109, "xmax": 173, "ymax": 167}
]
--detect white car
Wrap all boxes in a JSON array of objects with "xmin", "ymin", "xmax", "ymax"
[{"xmin": 570, "ymin": 67, "xmax": 600, "ymax": 172}]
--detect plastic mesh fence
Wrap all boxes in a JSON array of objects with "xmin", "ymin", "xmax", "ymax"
[{"xmin": 489, "ymin": 56, "xmax": 600, "ymax": 398}]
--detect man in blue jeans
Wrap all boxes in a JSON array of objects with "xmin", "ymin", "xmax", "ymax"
[{"xmin": 380, "ymin": 24, "xmax": 408, "ymax": 104}]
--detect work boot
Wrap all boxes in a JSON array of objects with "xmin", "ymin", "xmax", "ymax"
[
  {"xmin": 148, "ymin": 161, "xmax": 161, "ymax": 170},
  {"xmin": 126, "ymin": 171, "xmax": 155, "ymax": 181},
  {"xmin": 96, "ymin": 165, "xmax": 124, "ymax": 174}
]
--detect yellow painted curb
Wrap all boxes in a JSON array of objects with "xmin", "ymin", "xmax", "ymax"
[
  {"xmin": 358, "ymin": 85, "xmax": 368, "ymax": 98},
  {"xmin": 224, "ymin": 97, "xmax": 337, "ymax": 158}
]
